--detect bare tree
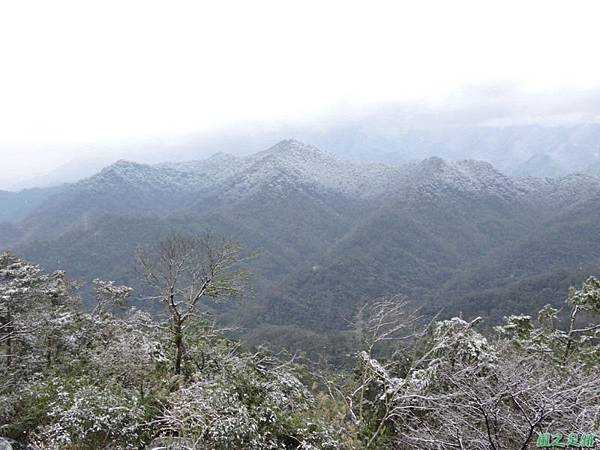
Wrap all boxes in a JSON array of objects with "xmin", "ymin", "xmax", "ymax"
[
  {"xmin": 396, "ymin": 347, "xmax": 600, "ymax": 450},
  {"xmin": 339, "ymin": 291, "xmax": 600, "ymax": 450},
  {"xmin": 321, "ymin": 297, "xmax": 424, "ymax": 449},
  {"xmin": 136, "ymin": 232, "xmax": 244, "ymax": 375},
  {"xmin": 354, "ymin": 296, "xmax": 422, "ymax": 358}
]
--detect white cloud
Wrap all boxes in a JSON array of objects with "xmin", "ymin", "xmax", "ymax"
[{"xmin": 1, "ymin": 0, "xmax": 600, "ymax": 179}]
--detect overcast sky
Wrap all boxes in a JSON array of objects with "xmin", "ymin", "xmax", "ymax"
[{"xmin": 2, "ymin": 0, "xmax": 600, "ymax": 183}]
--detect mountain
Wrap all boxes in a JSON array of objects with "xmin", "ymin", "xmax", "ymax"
[
  {"xmin": 439, "ymin": 189, "xmax": 600, "ymax": 319},
  {"xmin": 7, "ymin": 156, "xmax": 113, "ymax": 191},
  {"xmin": 259, "ymin": 157, "xmax": 541, "ymax": 330},
  {"xmin": 513, "ymin": 153, "xmax": 563, "ymax": 178},
  {"xmin": 2, "ymin": 140, "xmax": 405, "ymax": 242},
  {"xmin": 2, "ymin": 139, "xmax": 600, "ymax": 351},
  {"xmin": 5, "ymin": 125, "xmax": 600, "ymax": 192},
  {"xmin": 308, "ymin": 124, "xmax": 600, "ymax": 178},
  {"xmin": 0, "ymin": 186, "xmax": 65, "ymax": 223},
  {"xmin": 3, "ymin": 141, "xmax": 400, "ymax": 305},
  {"xmin": 16, "ymin": 161, "xmax": 201, "ymax": 241}
]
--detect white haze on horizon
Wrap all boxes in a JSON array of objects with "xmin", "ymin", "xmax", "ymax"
[{"xmin": 1, "ymin": 0, "xmax": 600, "ymax": 186}]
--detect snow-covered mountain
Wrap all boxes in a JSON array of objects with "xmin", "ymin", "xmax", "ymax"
[
  {"xmin": 395, "ymin": 157, "xmax": 526, "ymax": 202},
  {"xmin": 2, "ymin": 139, "xmax": 600, "ymax": 239},
  {"xmin": 2, "ymin": 139, "xmax": 600, "ymax": 336},
  {"xmin": 218, "ymin": 139, "xmax": 403, "ymax": 199},
  {"xmin": 6, "ymin": 124, "xmax": 600, "ymax": 192},
  {"xmin": 80, "ymin": 139, "xmax": 403, "ymax": 199},
  {"xmin": 517, "ymin": 174, "xmax": 600, "ymax": 209}
]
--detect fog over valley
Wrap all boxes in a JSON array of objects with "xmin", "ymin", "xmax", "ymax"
[{"xmin": 1, "ymin": 2, "xmax": 600, "ymax": 449}]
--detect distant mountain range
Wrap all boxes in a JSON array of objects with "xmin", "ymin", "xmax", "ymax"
[
  {"xmin": 4, "ymin": 124, "xmax": 600, "ymax": 192},
  {"xmin": 1, "ymin": 139, "xmax": 599, "ymax": 351}
]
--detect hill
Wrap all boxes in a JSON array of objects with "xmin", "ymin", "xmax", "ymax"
[{"xmin": 1, "ymin": 140, "xmax": 599, "ymax": 350}]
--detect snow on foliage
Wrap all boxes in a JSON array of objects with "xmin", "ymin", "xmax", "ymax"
[
  {"xmin": 35, "ymin": 380, "xmax": 146, "ymax": 449},
  {"xmin": 2, "ymin": 252, "xmax": 599, "ymax": 450},
  {"xmin": 342, "ymin": 284, "xmax": 600, "ymax": 449},
  {"xmin": 159, "ymin": 353, "xmax": 338, "ymax": 450}
]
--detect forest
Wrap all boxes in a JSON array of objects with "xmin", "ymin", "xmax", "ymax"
[
  {"xmin": 3, "ymin": 1, "xmax": 600, "ymax": 449},
  {"xmin": 1, "ymin": 233, "xmax": 599, "ymax": 450}
]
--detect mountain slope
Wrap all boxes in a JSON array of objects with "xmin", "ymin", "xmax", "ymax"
[
  {"xmin": 2, "ymin": 140, "xmax": 600, "ymax": 346},
  {"xmin": 437, "ymin": 190, "xmax": 600, "ymax": 318},
  {"xmin": 6, "ymin": 140, "xmax": 403, "ymax": 245},
  {"xmin": 0, "ymin": 186, "xmax": 65, "ymax": 223},
  {"xmin": 260, "ymin": 157, "xmax": 542, "ymax": 330}
]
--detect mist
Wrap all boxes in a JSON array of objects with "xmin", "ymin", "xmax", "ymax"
[
  {"xmin": 3, "ymin": 83, "xmax": 600, "ymax": 190},
  {"xmin": 3, "ymin": 1, "xmax": 600, "ymax": 188}
]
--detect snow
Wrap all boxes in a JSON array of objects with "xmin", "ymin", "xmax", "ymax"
[
  {"xmin": 73, "ymin": 139, "xmax": 600, "ymax": 206},
  {"xmin": 516, "ymin": 173, "xmax": 600, "ymax": 208},
  {"xmin": 221, "ymin": 139, "xmax": 403, "ymax": 198},
  {"xmin": 400, "ymin": 157, "xmax": 526, "ymax": 201}
]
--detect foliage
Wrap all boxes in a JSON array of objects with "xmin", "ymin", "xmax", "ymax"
[
  {"xmin": 159, "ymin": 353, "xmax": 338, "ymax": 449},
  {"xmin": 1, "ymin": 252, "xmax": 599, "ymax": 450},
  {"xmin": 322, "ymin": 287, "xmax": 600, "ymax": 449},
  {"xmin": 0, "ymin": 253, "xmax": 337, "ymax": 449},
  {"xmin": 31, "ymin": 378, "xmax": 147, "ymax": 450},
  {"xmin": 497, "ymin": 276, "xmax": 600, "ymax": 367}
]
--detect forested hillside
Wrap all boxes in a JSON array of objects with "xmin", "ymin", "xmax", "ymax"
[
  {"xmin": 1, "ymin": 251, "xmax": 599, "ymax": 449},
  {"xmin": 1, "ymin": 140, "xmax": 600, "ymax": 354},
  {"xmin": 4, "ymin": 0, "xmax": 600, "ymax": 448}
]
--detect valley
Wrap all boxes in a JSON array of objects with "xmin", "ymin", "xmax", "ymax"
[{"xmin": 1, "ymin": 139, "xmax": 599, "ymax": 356}]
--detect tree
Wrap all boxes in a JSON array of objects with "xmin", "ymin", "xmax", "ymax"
[
  {"xmin": 158, "ymin": 350, "xmax": 338, "ymax": 450},
  {"xmin": 0, "ymin": 252, "xmax": 79, "ymax": 372},
  {"xmin": 136, "ymin": 232, "xmax": 244, "ymax": 375},
  {"xmin": 91, "ymin": 278, "xmax": 132, "ymax": 316},
  {"xmin": 497, "ymin": 276, "xmax": 600, "ymax": 367},
  {"xmin": 325, "ymin": 283, "xmax": 600, "ymax": 450},
  {"xmin": 349, "ymin": 297, "xmax": 422, "ymax": 448},
  {"xmin": 87, "ymin": 280, "xmax": 166, "ymax": 399},
  {"xmin": 0, "ymin": 253, "xmax": 83, "ymax": 438}
]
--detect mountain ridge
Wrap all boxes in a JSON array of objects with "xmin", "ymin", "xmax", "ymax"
[{"xmin": 2, "ymin": 139, "xmax": 600, "ymax": 341}]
